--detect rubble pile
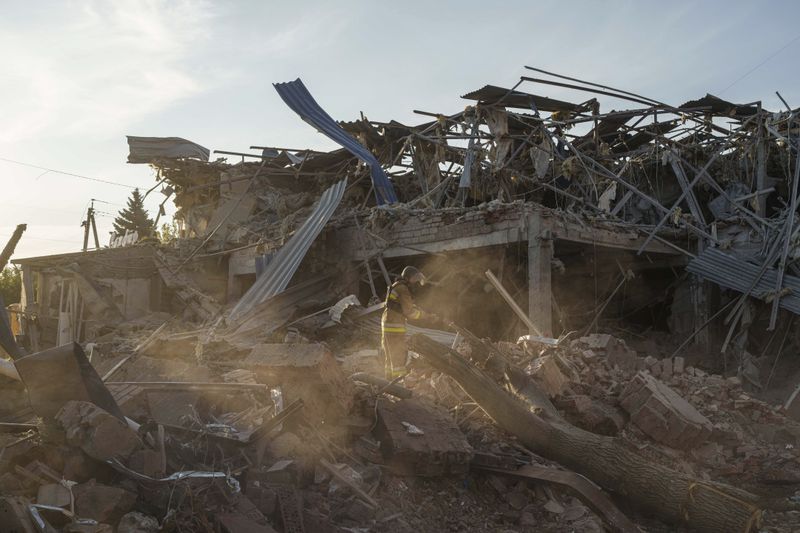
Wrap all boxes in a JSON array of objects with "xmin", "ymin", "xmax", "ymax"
[
  {"xmin": 522, "ymin": 333, "xmax": 800, "ymax": 530},
  {"xmin": 2, "ymin": 312, "xmax": 800, "ymax": 531},
  {"xmin": 4, "ymin": 69, "xmax": 800, "ymax": 531},
  {"xmin": 0, "ymin": 326, "xmax": 624, "ymax": 532}
]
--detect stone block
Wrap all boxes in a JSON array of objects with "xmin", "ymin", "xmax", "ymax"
[
  {"xmin": 118, "ymin": 512, "xmax": 159, "ymax": 533},
  {"xmin": 0, "ymin": 473, "xmax": 24, "ymax": 493},
  {"xmin": 375, "ymin": 398, "xmax": 473, "ymax": 476},
  {"xmin": 577, "ymin": 334, "xmax": 613, "ymax": 351},
  {"xmin": 56, "ymin": 401, "xmax": 141, "ymax": 461},
  {"xmin": 216, "ymin": 495, "xmax": 277, "ymax": 533},
  {"xmin": 619, "ymin": 371, "xmax": 712, "ymax": 450},
  {"xmin": 127, "ymin": 449, "xmax": 164, "ymax": 478},
  {"xmin": 37, "ymin": 483, "xmax": 72, "ymax": 507},
  {"xmin": 74, "ymin": 480, "xmax": 136, "ymax": 523},
  {"xmin": 62, "ymin": 448, "xmax": 98, "ymax": 483},
  {"xmin": 559, "ymin": 395, "xmax": 625, "ymax": 436},
  {"xmin": 673, "ymin": 356, "xmax": 685, "ymax": 374},
  {"xmin": 606, "ymin": 343, "xmax": 638, "ymax": 373},
  {"xmin": 576, "ymin": 334, "xmax": 638, "ymax": 372}
]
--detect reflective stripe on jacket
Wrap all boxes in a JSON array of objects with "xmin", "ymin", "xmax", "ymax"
[
  {"xmin": 382, "ymin": 280, "xmax": 423, "ymax": 332},
  {"xmin": 382, "ymin": 323, "xmax": 407, "ymax": 334}
]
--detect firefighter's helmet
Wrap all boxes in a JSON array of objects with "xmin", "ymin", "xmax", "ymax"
[{"xmin": 401, "ymin": 266, "xmax": 426, "ymax": 286}]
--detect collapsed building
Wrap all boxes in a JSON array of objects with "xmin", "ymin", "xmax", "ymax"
[{"xmin": 1, "ymin": 68, "xmax": 800, "ymax": 531}]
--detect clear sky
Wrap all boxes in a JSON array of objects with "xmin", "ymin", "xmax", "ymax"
[{"xmin": 1, "ymin": 0, "xmax": 799, "ymax": 260}]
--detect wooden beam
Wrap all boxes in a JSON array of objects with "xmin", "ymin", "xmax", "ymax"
[{"xmin": 485, "ymin": 270, "xmax": 544, "ymax": 338}]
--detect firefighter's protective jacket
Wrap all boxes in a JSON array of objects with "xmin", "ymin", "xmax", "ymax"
[{"xmin": 381, "ymin": 280, "xmax": 425, "ymax": 334}]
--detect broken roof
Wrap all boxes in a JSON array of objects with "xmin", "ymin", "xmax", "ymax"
[
  {"xmin": 678, "ymin": 93, "xmax": 760, "ymax": 118},
  {"xmin": 461, "ymin": 84, "xmax": 592, "ymax": 113},
  {"xmin": 126, "ymin": 136, "xmax": 210, "ymax": 164}
]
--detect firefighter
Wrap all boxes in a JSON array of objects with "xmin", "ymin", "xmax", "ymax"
[{"xmin": 381, "ymin": 266, "xmax": 436, "ymax": 379}]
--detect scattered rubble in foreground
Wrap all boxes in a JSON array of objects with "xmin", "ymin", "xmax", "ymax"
[{"xmin": 0, "ymin": 321, "xmax": 799, "ymax": 532}]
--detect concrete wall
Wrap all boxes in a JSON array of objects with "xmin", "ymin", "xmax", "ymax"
[{"xmin": 95, "ymin": 277, "xmax": 151, "ymax": 319}]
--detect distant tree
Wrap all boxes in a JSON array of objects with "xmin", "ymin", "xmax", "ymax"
[
  {"xmin": 112, "ymin": 189, "xmax": 154, "ymax": 239},
  {"xmin": 0, "ymin": 266, "xmax": 21, "ymax": 305}
]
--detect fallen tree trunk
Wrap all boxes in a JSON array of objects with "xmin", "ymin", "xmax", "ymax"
[
  {"xmin": 0, "ymin": 224, "xmax": 26, "ymax": 271},
  {"xmin": 449, "ymin": 322, "xmax": 560, "ymax": 418},
  {"xmin": 410, "ymin": 334, "xmax": 762, "ymax": 533}
]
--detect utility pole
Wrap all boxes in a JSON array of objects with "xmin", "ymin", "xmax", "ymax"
[{"xmin": 81, "ymin": 200, "xmax": 100, "ymax": 252}]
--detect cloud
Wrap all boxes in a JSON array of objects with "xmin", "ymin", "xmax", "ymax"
[{"xmin": 0, "ymin": 0, "xmax": 217, "ymax": 143}]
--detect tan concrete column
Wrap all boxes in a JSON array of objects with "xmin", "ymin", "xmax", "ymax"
[{"xmin": 527, "ymin": 212, "xmax": 553, "ymax": 337}]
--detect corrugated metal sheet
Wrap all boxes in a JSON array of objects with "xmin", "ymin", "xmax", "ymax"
[
  {"xmin": 686, "ymin": 248, "xmax": 800, "ymax": 315},
  {"xmin": 353, "ymin": 314, "xmax": 458, "ymax": 346},
  {"xmin": 273, "ymin": 79, "xmax": 397, "ymax": 205},
  {"xmin": 461, "ymin": 85, "xmax": 589, "ymax": 113},
  {"xmin": 126, "ymin": 136, "xmax": 209, "ymax": 164},
  {"xmin": 678, "ymin": 94, "xmax": 760, "ymax": 118},
  {"xmin": 228, "ymin": 275, "xmax": 334, "ymax": 337},
  {"xmin": 229, "ymin": 179, "xmax": 347, "ymax": 321}
]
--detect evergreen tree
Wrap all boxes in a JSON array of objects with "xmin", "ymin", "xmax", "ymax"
[{"xmin": 112, "ymin": 189, "xmax": 154, "ymax": 239}]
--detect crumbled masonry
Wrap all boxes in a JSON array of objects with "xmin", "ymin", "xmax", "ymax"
[{"xmin": 3, "ymin": 69, "xmax": 800, "ymax": 531}]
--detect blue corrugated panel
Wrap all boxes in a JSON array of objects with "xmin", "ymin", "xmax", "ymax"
[{"xmin": 273, "ymin": 79, "xmax": 397, "ymax": 205}]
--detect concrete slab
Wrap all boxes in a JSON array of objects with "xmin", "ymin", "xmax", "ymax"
[{"xmin": 375, "ymin": 398, "xmax": 473, "ymax": 476}]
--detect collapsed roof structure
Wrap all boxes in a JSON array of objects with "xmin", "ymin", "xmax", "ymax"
[{"xmin": 3, "ymin": 68, "xmax": 800, "ymax": 532}]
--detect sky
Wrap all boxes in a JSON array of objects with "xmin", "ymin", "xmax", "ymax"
[{"xmin": 1, "ymin": 0, "xmax": 799, "ymax": 260}]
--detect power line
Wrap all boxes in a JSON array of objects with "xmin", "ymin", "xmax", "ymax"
[
  {"xmin": 91, "ymin": 198, "xmax": 125, "ymax": 207},
  {"xmin": 720, "ymin": 33, "xmax": 800, "ymax": 95},
  {"xmin": 0, "ymin": 202, "xmax": 81, "ymax": 215},
  {"xmin": 0, "ymin": 157, "xmax": 137, "ymax": 189},
  {"xmin": 0, "ymin": 234, "xmax": 78, "ymax": 244}
]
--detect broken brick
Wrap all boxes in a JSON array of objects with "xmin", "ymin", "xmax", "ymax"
[{"xmin": 619, "ymin": 371, "xmax": 712, "ymax": 450}]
